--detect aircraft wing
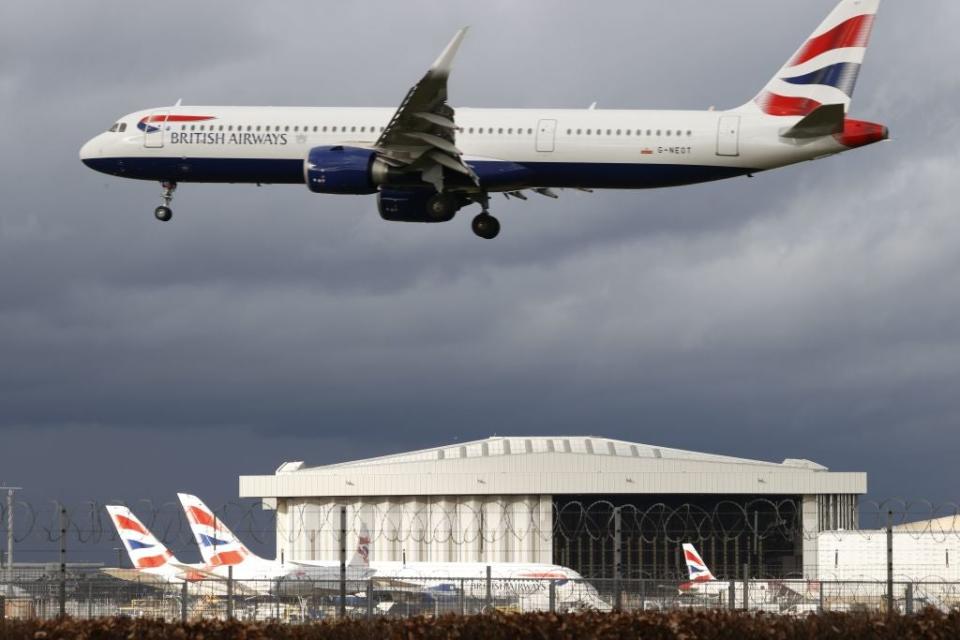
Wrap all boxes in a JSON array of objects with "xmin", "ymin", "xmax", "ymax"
[
  {"xmin": 374, "ymin": 28, "xmax": 479, "ymax": 192},
  {"xmin": 100, "ymin": 568, "xmax": 178, "ymax": 587}
]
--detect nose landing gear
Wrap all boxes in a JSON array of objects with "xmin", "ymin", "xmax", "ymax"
[{"xmin": 154, "ymin": 181, "xmax": 177, "ymax": 222}]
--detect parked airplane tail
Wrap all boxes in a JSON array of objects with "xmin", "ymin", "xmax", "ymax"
[
  {"xmin": 177, "ymin": 493, "xmax": 259, "ymax": 567},
  {"xmin": 351, "ymin": 524, "xmax": 371, "ymax": 568},
  {"xmin": 682, "ymin": 543, "xmax": 717, "ymax": 583},
  {"xmin": 105, "ymin": 505, "xmax": 177, "ymax": 572},
  {"xmin": 742, "ymin": 0, "xmax": 880, "ymax": 117}
]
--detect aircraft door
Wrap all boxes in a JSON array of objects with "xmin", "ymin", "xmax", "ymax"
[
  {"xmin": 143, "ymin": 110, "xmax": 169, "ymax": 149},
  {"xmin": 716, "ymin": 115, "xmax": 740, "ymax": 157},
  {"xmin": 536, "ymin": 119, "xmax": 557, "ymax": 152}
]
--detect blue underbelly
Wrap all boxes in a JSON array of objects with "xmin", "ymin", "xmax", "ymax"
[{"xmin": 82, "ymin": 157, "xmax": 755, "ymax": 189}]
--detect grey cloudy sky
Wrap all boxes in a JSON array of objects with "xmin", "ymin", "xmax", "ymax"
[{"xmin": 1, "ymin": 0, "xmax": 959, "ymax": 558}]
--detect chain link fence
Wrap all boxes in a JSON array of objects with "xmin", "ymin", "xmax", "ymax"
[{"xmin": 3, "ymin": 573, "xmax": 960, "ymax": 621}]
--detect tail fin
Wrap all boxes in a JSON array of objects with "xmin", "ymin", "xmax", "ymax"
[
  {"xmin": 105, "ymin": 505, "xmax": 178, "ymax": 573},
  {"xmin": 349, "ymin": 524, "xmax": 371, "ymax": 568},
  {"xmin": 682, "ymin": 543, "xmax": 716, "ymax": 582},
  {"xmin": 177, "ymin": 493, "xmax": 259, "ymax": 567},
  {"xmin": 745, "ymin": 0, "xmax": 880, "ymax": 116}
]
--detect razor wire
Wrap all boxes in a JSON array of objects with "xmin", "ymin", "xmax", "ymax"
[{"xmin": 6, "ymin": 498, "xmax": 960, "ymax": 553}]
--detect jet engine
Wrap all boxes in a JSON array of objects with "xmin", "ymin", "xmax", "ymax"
[{"xmin": 305, "ymin": 145, "xmax": 430, "ymax": 195}]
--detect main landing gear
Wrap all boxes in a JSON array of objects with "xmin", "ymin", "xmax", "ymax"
[
  {"xmin": 154, "ymin": 181, "xmax": 176, "ymax": 222},
  {"xmin": 470, "ymin": 192, "xmax": 500, "ymax": 240}
]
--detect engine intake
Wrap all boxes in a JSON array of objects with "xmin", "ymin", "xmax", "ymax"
[{"xmin": 304, "ymin": 146, "xmax": 378, "ymax": 195}]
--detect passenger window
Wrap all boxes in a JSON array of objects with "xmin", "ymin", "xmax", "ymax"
[
  {"xmin": 606, "ymin": 129, "xmax": 612, "ymax": 135},
  {"xmin": 587, "ymin": 129, "xmax": 592, "ymax": 135},
  {"xmin": 527, "ymin": 128, "xmax": 533, "ymax": 134},
  {"xmin": 351, "ymin": 126, "xmax": 356, "ymax": 132},
  {"xmin": 656, "ymin": 130, "xmax": 661, "ymax": 136},
  {"xmin": 687, "ymin": 130, "xmax": 692, "ymax": 136},
  {"xmin": 616, "ymin": 129, "xmax": 622, "ymax": 135},
  {"xmin": 646, "ymin": 130, "xmax": 652, "ymax": 136},
  {"xmin": 666, "ymin": 130, "xmax": 671, "ymax": 136},
  {"xmin": 626, "ymin": 130, "xmax": 631, "ymax": 136}
]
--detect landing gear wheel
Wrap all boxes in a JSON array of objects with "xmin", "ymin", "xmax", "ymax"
[
  {"xmin": 426, "ymin": 193, "xmax": 458, "ymax": 222},
  {"xmin": 471, "ymin": 213, "xmax": 500, "ymax": 240},
  {"xmin": 155, "ymin": 181, "xmax": 177, "ymax": 222}
]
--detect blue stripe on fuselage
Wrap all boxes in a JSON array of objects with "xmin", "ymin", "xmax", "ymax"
[{"xmin": 81, "ymin": 157, "xmax": 755, "ymax": 190}]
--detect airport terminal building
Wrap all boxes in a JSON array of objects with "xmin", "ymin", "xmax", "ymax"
[{"xmin": 239, "ymin": 436, "xmax": 866, "ymax": 580}]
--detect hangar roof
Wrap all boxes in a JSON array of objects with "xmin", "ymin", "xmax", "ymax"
[{"xmin": 239, "ymin": 436, "xmax": 866, "ymax": 498}]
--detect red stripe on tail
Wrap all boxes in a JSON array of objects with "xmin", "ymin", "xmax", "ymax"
[
  {"xmin": 115, "ymin": 514, "xmax": 148, "ymax": 535},
  {"xmin": 210, "ymin": 550, "xmax": 245, "ymax": 566},
  {"xmin": 789, "ymin": 15, "xmax": 875, "ymax": 67},
  {"xmin": 755, "ymin": 92, "xmax": 823, "ymax": 117},
  {"xmin": 188, "ymin": 506, "xmax": 217, "ymax": 528}
]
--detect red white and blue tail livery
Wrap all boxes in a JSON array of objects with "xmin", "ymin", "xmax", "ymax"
[
  {"xmin": 80, "ymin": 0, "xmax": 888, "ymax": 240},
  {"xmin": 177, "ymin": 492, "xmax": 253, "ymax": 568},
  {"xmin": 749, "ymin": 0, "xmax": 879, "ymax": 117},
  {"xmin": 682, "ymin": 543, "xmax": 717, "ymax": 583},
  {"xmin": 103, "ymin": 505, "xmax": 196, "ymax": 586}
]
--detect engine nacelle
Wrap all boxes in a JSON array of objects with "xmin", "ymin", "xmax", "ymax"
[
  {"xmin": 377, "ymin": 189, "xmax": 438, "ymax": 222},
  {"xmin": 304, "ymin": 146, "xmax": 378, "ymax": 195}
]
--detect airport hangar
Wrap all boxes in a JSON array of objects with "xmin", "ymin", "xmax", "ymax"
[{"xmin": 239, "ymin": 436, "xmax": 865, "ymax": 581}]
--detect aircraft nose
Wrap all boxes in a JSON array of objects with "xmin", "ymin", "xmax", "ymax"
[{"xmin": 79, "ymin": 137, "xmax": 101, "ymax": 166}]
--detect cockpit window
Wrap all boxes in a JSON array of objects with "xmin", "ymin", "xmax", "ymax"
[
  {"xmin": 108, "ymin": 123, "xmax": 120, "ymax": 132},
  {"xmin": 118, "ymin": 123, "xmax": 127, "ymax": 132}
]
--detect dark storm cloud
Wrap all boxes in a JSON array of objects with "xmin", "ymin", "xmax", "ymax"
[{"xmin": 1, "ymin": 0, "xmax": 960, "ymax": 519}]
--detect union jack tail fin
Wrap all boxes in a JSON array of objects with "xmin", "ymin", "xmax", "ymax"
[
  {"xmin": 682, "ymin": 543, "xmax": 717, "ymax": 582},
  {"xmin": 105, "ymin": 505, "xmax": 178, "ymax": 573},
  {"xmin": 350, "ymin": 524, "xmax": 371, "ymax": 568},
  {"xmin": 177, "ymin": 493, "xmax": 260, "ymax": 568},
  {"xmin": 744, "ymin": 0, "xmax": 881, "ymax": 117}
]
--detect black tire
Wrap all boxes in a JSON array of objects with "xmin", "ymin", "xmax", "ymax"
[
  {"xmin": 471, "ymin": 213, "xmax": 500, "ymax": 240},
  {"xmin": 154, "ymin": 206, "xmax": 172, "ymax": 222},
  {"xmin": 426, "ymin": 193, "xmax": 457, "ymax": 222}
]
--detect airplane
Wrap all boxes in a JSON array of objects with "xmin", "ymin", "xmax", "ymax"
[
  {"xmin": 103, "ymin": 505, "xmax": 218, "ymax": 589},
  {"xmin": 177, "ymin": 493, "xmax": 372, "ymax": 595},
  {"xmin": 179, "ymin": 493, "xmax": 608, "ymax": 612},
  {"xmin": 678, "ymin": 543, "xmax": 821, "ymax": 611},
  {"xmin": 79, "ymin": 0, "xmax": 887, "ymax": 240}
]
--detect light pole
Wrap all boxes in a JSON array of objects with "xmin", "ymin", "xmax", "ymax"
[{"xmin": 1, "ymin": 486, "xmax": 21, "ymax": 580}]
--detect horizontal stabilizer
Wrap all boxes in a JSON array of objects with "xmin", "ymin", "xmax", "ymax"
[{"xmin": 781, "ymin": 103, "xmax": 845, "ymax": 139}]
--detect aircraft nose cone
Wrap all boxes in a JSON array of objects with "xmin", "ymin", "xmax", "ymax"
[{"xmin": 79, "ymin": 137, "xmax": 100, "ymax": 166}]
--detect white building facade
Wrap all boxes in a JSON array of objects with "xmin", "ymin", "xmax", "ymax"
[{"xmin": 239, "ymin": 436, "xmax": 866, "ymax": 579}]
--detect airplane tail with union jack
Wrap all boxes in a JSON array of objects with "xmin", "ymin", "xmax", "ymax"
[
  {"xmin": 682, "ymin": 543, "xmax": 717, "ymax": 583},
  {"xmin": 744, "ymin": 0, "xmax": 880, "ymax": 118},
  {"xmin": 105, "ymin": 505, "xmax": 180, "ymax": 579},
  {"xmin": 177, "ymin": 493, "xmax": 260, "ymax": 568}
]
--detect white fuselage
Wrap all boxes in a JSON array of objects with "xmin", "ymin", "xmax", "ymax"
[{"xmin": 79, "ymin": 105, "xmax": 852, "ymax": 190}]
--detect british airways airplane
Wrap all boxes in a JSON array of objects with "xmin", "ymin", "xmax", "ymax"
[{"xmin": 80, "ymin": 0, "xmax": 887, "ymax": 239}]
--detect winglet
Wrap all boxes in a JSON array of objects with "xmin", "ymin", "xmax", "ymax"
[{"xmin": 430, "ymin": 27, "xmax": 469, "ymax": 76}]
